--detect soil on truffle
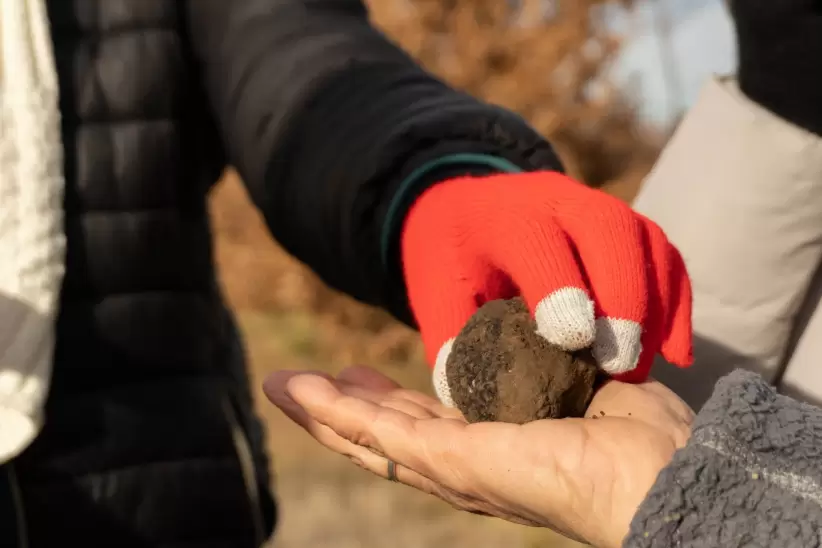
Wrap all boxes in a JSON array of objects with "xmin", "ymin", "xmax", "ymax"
[{"xmin": 445, "ymin": 298, "xmax": 600, "ymax": 424}]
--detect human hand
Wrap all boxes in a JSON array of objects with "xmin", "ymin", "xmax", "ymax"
[
  {"xmin": 400, "ymin": 171, "xmax": 692, "ymax": 402},
  {"xmin": 264, "ymin": 365, "xmax": 694, "ymax": 548}
]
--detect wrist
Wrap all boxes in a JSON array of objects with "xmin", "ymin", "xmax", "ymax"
[
  {"xmin": 381, "ymin": 153, "xmax": 524, "ymax": 270},
  {"xmin": 382, "ymin": 152, "xmax": 534, "ymax": 324},
  {"xmin": 378, "ymin": 139, "xmax": 563, "ymax": 327},
  {"xmin": 375, "ymin": 150, "xmax": 522, "ymax": 328}
]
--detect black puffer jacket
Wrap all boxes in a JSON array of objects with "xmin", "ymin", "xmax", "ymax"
[{"xmin": 0, "ymin": 1, "xmax": 562, "ymax": 547}]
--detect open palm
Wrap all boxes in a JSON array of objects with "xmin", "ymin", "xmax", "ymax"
[{"xmin": 264, "ymin": 366, "xmax": 694, "ymax": 548}]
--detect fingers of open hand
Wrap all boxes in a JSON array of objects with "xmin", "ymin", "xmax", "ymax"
[
  {"xmin": 265, "ymin": 368, "xmax": 453, "ymax": 424},
  {"xmin": 266, "ymin": 376, "xmax": 445, "ymax": 496},
  {"xmin": 263, "ymin": 370, "xmax": 330, "ymax": 428},
  {"xmin": 336, "ymin": 365, "xmax": 401, "ymax": 392},
  {"xmin": 283, "ymin": 373, "xmax": 481, "ymax": 496},
  {"xmin": 592, "ymin": 379, "xmax": 694, "ymax": 447},
  {"xmin": 640, "ymin": 380, "xmax": 696, "ymax": 426},
  {"xmin": 335, "ymin": 365, "xmax": 464, "ymax": 420},
  {"xmin": 268, "ymin": 371, "xmax": 493, "ymax": 515},
  {"xmin": 284, "ymin": 371, "xmax": 426, "ymax": 458}
]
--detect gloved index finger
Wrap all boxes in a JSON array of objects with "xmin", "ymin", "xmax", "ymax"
[{"xmin": 481, "ymin": 212, "xmax": 597, "ymax": 352}]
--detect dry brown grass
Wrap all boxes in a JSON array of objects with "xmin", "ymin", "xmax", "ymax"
[
  {"xmin": 209, "ymin": 1, "xmax": 666, "ymax": 546},
  {"xmin": 369, "ymin": 0, "xmax": 663, "ymax": 186}
]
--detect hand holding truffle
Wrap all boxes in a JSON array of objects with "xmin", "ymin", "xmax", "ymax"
[
  {"xmin": 401, "ymin": 171, "xmax": 693, "ymax": 404},
  {"xmin": 264, "ymin": 366, "xmax": 694, "ymax": 548}
]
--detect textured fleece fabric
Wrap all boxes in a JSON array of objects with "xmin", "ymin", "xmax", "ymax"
[{"xmin": 626, "ymin": 369, "xmax": 822, "ymax": 547}]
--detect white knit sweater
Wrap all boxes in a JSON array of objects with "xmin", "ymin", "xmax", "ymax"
[{"xmin": 0, "ymin": 0, "xmax": 64, "ymax": 463}]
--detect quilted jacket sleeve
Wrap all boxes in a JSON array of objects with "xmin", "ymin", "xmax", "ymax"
[{"xmin": 184, "ymin": 0, "xmax": 563, "ymax": 325}]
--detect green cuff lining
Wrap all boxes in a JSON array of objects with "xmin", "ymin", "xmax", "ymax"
[{"xmin": 379, "ymin": 153, "xmax": 523, "ymax": 269}]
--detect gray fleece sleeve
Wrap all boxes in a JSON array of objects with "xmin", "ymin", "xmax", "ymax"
[{"xmin": 624, "ymin": 369, "xmax": 822, "ymax": 548}]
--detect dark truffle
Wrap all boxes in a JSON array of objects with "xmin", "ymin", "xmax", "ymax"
[{"xmin": 445, "ymin": 298, "xmax": 600, "ymax": 424}]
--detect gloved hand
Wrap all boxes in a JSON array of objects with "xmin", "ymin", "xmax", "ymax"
[
  {"xmin": 730, "ymin": 0, "xmax": 822, "ymax": 135},
  {"xmin": 400, "ymin": 172, "xmax": 692, "ymax": 404}
]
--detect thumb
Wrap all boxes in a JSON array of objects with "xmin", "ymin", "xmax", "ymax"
[
  {"xmin": 407, "ymin": 269, "xmax": 518, "ymax": 407},
  {"xmin": 402, "ymin": 232, "xmax": 517, "ymax": 406}
]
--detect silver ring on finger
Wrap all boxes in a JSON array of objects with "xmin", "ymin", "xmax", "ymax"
[{"xmin": 386, "ymin": 459, "xmax": 399, "ymax": 482}]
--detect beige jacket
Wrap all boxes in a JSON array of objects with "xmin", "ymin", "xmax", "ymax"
[{"xmin": 634, "ymin": 76, "xmax": 822, "ymax": 410}]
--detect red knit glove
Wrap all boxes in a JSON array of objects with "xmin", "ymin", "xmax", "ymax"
[{"xmin": 400, "ymin": 172, "xmax": 692, "ymax": 405}]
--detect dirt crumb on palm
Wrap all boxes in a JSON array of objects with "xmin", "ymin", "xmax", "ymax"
[{"xmin": 446, "ymin": 298, "xmax": 599, "ymax": 424}]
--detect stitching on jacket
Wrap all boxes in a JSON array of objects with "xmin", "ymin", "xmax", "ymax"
[
  {"xmin": 7, "ymin": 463, "xmax": 28, "ymax": 548},
  {"xmin": 222, "ymin": 397, "xmax": 266, "ymax": 546}
]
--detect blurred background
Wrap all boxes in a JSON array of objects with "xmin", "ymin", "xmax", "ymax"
[{"xmin": 209, "ymin": 1, "xmax": 734, "ymax": 546}]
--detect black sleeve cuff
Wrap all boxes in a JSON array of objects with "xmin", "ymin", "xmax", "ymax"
[{"xmin": 258, "ymin": 62, "xmax": 564, "ymax": 326}]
